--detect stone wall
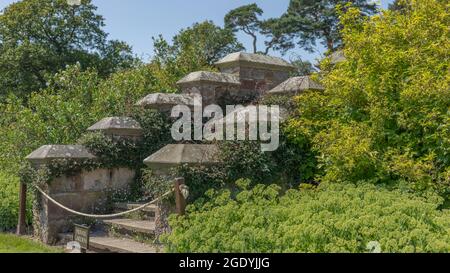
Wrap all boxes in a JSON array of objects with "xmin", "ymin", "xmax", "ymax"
[
  {"xmin": 35, "ymin": 168, "xmax": 135, "ymax": 244},
  {"xmin": 220, "ymin": 66, "xmax": 291, "ymax": 100}
]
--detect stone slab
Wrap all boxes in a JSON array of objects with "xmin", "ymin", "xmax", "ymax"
[
  {"xmin": 87, "ymin": 117, "xmax": 143, "ymax": 137},
  {"xmin": 89, "ymin": 232, "xmax": 159, "ymax": 253},
  {"xmin": 177, "ymin": 71, "xmax": 240, "ymax": 86},
  {"xmin": 103, "ymin": 218, "xmax": 156, "ymax": 235}
]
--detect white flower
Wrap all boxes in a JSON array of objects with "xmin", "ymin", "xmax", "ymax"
[
  {"xmin": 366, "ymin": 241, "xmax": 382, "ymax": 253},
  {"xmin": 66, "ymin": 241, "xmax": 81, "ymax": 253}
]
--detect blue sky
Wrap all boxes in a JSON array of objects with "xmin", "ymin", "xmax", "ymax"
[{"xmin": 0, "ymin": 0, "xmax": 394, "ymax": 63}]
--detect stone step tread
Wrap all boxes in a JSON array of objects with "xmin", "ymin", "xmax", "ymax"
[
  {"xmin": 114, "ymin": 202, "xmax": 158, "ymax": 213},
  {"xmin": 103, "ymin": 218, "xmax": 156, "ymax": 234},
  {"xmin": 90, "ymin": 233, "xmax": 158, "ymax": 253}
]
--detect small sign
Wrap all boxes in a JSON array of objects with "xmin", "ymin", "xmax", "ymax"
[{"xmin": 73, "ymin": 224, "xmax": 90, "ymax": 251}]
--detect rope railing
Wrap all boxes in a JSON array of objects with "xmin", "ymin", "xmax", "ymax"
[
  {"xmin": 17, "ymin": 177, "xmax": 187, "ymax": 235},
  {"xmin": 34, "ymin": 185, "xmax": 174, "ymax": 219}
]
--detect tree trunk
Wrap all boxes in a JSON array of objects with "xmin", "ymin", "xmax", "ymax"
[
  {"xmin": 253, "ymin": 36, "xmax": 258, "ymax": 54},
  {"xmin": 327, "ymin": 38, "xmax": 334, "ymax": 52}
]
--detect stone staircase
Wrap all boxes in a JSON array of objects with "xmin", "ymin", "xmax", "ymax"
[
  {"xmin": 60, "ymin": 202, "xmax": 162, "ymax": 253},
  {"xmin": 23, "ymin": 51, "xmax": 325, "ymax": 249}
]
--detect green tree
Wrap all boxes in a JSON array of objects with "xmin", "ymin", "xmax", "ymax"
[
  {"xmin": 151, "ymin": 21, "xmax": 244, "ymax": 92},
  {"xmin": 224, "ymin": 4, "xmax": 292, "ymax": 54},
  {"xmin": 225, "ymin": 4, "xmax": 263, "ymax": 53},
  {"xmin": 0, "ymin": 0, "xmax": 136, "ymax": 98},
  {"xmin": 280, "ymin": 0, "xmax": 377, "ymax": 52}
]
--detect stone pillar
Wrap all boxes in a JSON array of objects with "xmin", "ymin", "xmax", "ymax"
[
  {"xmin": 25, "ymin": 145, "xmax": 136, "ymax": 244},
  {"xmin": 215, "ymin": 52, "xmax": 296, "ymax": 100},
  {"xmin": 177, "ymin": 71, "xmax": 241, "ymax": 107}
]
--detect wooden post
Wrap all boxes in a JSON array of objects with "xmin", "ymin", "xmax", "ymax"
[
  {"xmin": 16, "ymin": 182, "xmax": 27, "ymax": 235},
  {"xmin": 174, "ymin": 177, "xmax": 186, "ymax": 216}
]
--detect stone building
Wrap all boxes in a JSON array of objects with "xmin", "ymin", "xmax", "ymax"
[{"xmin": 22, "ymin": 52, "xmax": 324, "ymax": 252}]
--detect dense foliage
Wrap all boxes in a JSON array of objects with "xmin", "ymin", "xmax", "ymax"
[
  {"xmin": 286, "ymin": 0, "xmax": 450, "ymax": 197},
  {"xmin": 151, "ymin": 21, "xmax": 243, "ymax": 92},
  {"xmin": 0, "ymin": 172, "xmax": 31, "ymax": 231},
  {"xmin": 280, "ymin": 0, "xmax": 377, "ymax": 52},
  {"xmin": 226, "ymin": 0, "xmax": 377, "ymax": 54},
  {"xmin": 0, "ymin": 0, "xmax": 136, "ymax": 98},
  {"xmin": 224, "ymin": 4, "xmax": 293, "ymax": 55},
  {"xmin": 165, "ymin": 181, "xmax": 450, "ymax": 253}
]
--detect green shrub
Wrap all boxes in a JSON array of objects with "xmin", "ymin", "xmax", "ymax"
[
  {"xmin": 218, "ymin": 141, "xmax": 279, "ymax": 184},
  {"xmin": 0, "ymin": 172, "xmax": 32, "ymax": 231},
  {"xmin": 286, "ymin": 0, "xmax": 450, "ymax": 197},
  {"xmin": 164, "ymin": 181, "xmax": 450, "ymax": 253},
  {"xmin": 218, "ymin": 132, "xmax": 314, "ymax": 187}
]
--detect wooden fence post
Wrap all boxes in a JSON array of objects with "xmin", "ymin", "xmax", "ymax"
[
  {"xmin": 16, "ymin": 182, "xmax": 27, "ymax": 235},
  {"xmin": 174, "ymin": 177, "xmax": 186, "ymax": 216}
]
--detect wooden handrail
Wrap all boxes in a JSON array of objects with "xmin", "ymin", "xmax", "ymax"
[{"xmin": 174, "ymin": 177, "xmax": 187, "ymax": 216}]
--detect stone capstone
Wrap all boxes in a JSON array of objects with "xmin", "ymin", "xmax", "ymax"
[
  {"xmin": 26, "ymin": 145, "xmax": 96, "ymax": 165},
  {"xmin": 87, "ymin": 117, "xmax": 143, "ymax": 138},
  {"xmin": 177, "ymin": 71, "xmax": 241, "ymax": 86},
  {"xmin": 143, "ymin": 144, "xmax": 221, "ymax": 169},
  {"xmin": 136, "ymin": 93, "xmax": 198, "ymax": 113},
  {"xmin": 215, "ymin": 52, "xmax": 295, "ymax": 71},
  {"xmin": 268, "ymin": 76, "xmax": 325, "ymax": 95}
]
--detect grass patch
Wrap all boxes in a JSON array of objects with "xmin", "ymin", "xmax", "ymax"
[{"xmin": 0, "ymin": 233, "xmax": 62, "ymax": 253}]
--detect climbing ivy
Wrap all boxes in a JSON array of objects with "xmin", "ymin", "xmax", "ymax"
[{"xmin": 19, "ymin": 108, "xmax": 173, "ymax": 203}]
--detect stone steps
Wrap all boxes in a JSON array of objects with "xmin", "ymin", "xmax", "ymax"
[
  {"xmin": 104, "ymin": 218, "xmax": 156, "ymax": 235},
  {"xmin": 61, "ymin": 201, "xmax": 161, "ymax": 253},
  {"xmin": 113, "ymin": 202, "xmax": 156, "ymax": 221},
  {"xmin": 89, "ymin": 232, "xmax": 159, "ymax": 253},
  {"xmin": 114, "ymin": 202, "xmax": 158, "ymax": 213}
]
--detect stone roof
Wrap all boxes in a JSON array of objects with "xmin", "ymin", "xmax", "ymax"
[
  {"xmin": 26, "ymin": 145, "xmax": 96, "ymax": 164},
  {"xmin": 136, "ymin": 93, "xmax": 198, "ymax": 108},
  {"xmin": 330, "ymin": 50, "xmax": 346, "ymax": 64},
  {"xmin": 143, "ymin": 144, "xmax": 220, "ymax": 168},
  {"xmin": 177, "ymin": 71, "xmax": 241, "ymax": 86},
  {"xmin": 87, "ymin": 117, "xmax": 143, "ymax": 136},
  {"xmin": 268, "ymin": 76, "xmax": 325, "ymax": 95},
  {"xmin": 215, "ymin": 52, "xmax": 295, "ymax": 70}
]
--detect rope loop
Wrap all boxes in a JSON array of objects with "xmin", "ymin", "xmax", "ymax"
[{"xmin": 33, "ymin": 185, "xmax": 173, "ymax": 219}]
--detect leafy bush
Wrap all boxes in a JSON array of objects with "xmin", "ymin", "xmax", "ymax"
[
  {"xmin": 218, "ymin": 132, "xmax": 315, "ymax": 186},
  {"xmin": 164, "ymin": 181, "xmax": 450, "ymax": 253},
  {"xmin": 286, "ymin": 0, "xmax": 450, "ymax": 196},
  {"xmin": 219, "ymin": 141, "xmax": 279, "ymax": 184},
  {"xmin": 0, "ymin": 172, "xmax": 32, "ymax": 231}
]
